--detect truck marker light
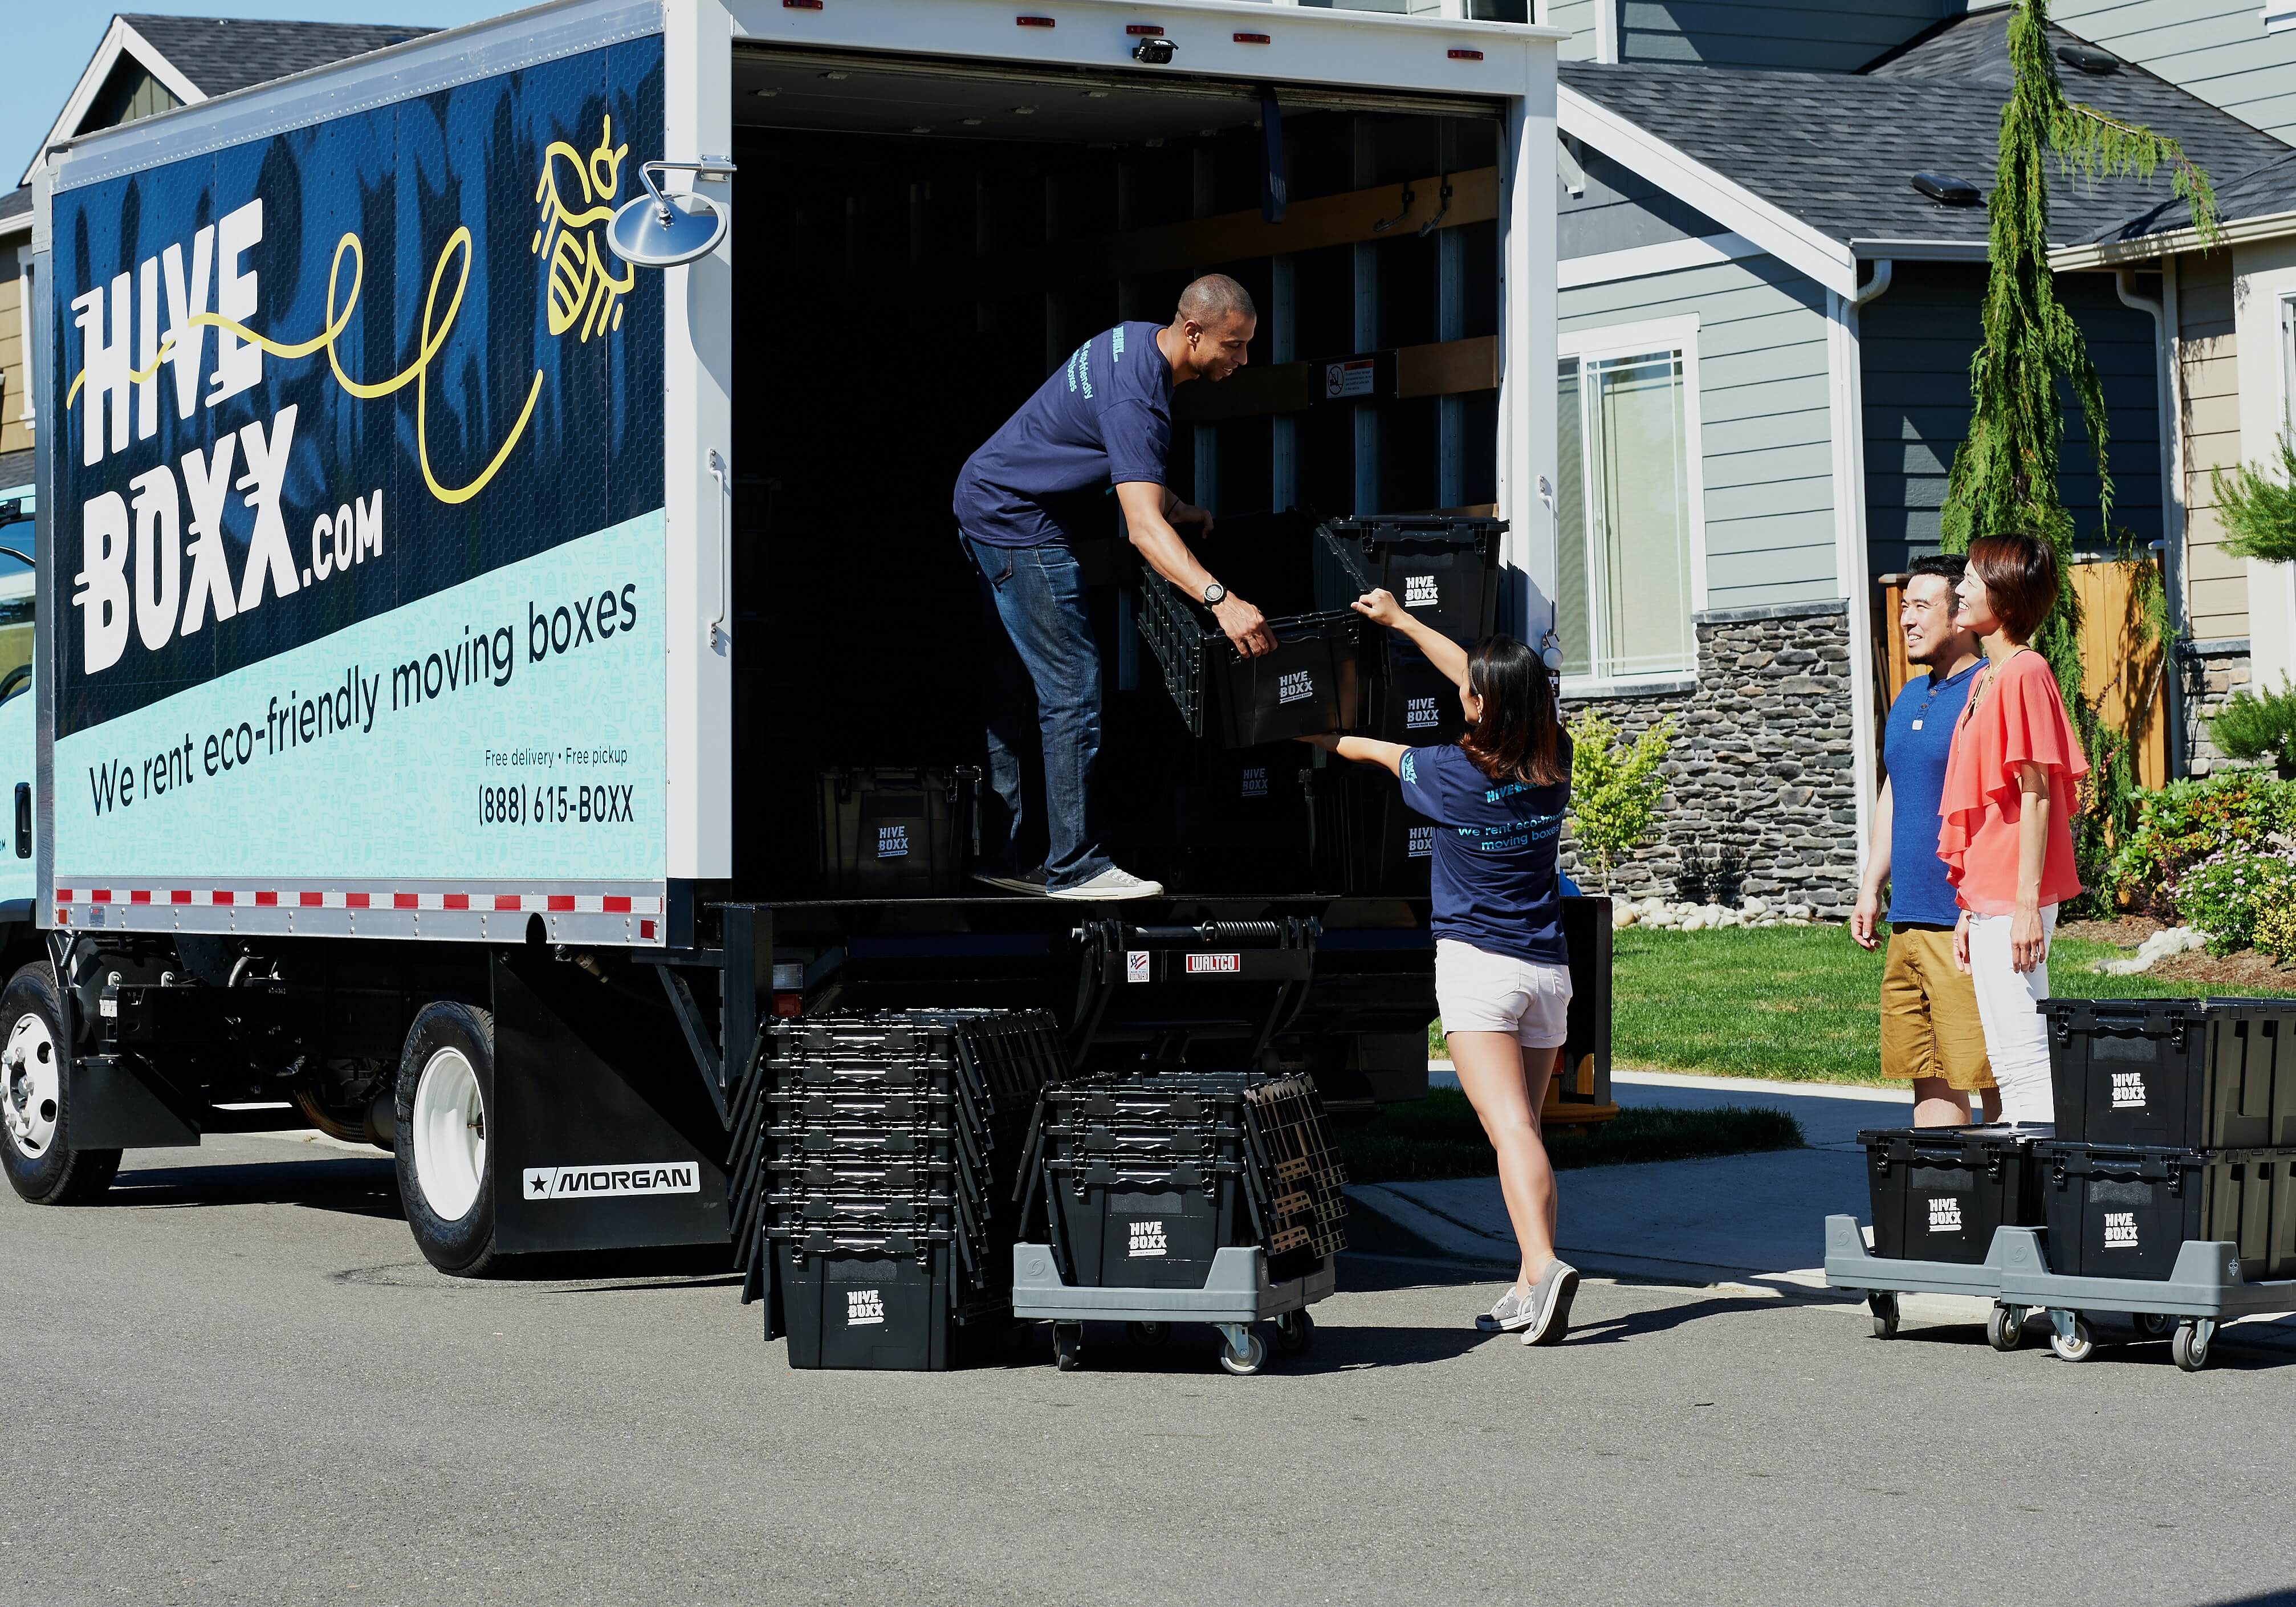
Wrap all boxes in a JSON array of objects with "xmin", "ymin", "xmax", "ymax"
[
  {"xmin": 1016, "ymin": 15, "xmax": 1055, "ymax": 26},
  {"xmin": 1127, "ymin": 24, "xmax": 1163, "ymax": 35},
  {"xmin": 1448, "ymin": 48, "xmax": 1483, "ymax": 60},
  {"xmin": 783, "ymin": 0, "xmax": 823, "ymax": 7},
  {"xmin": 1234, "ymin": 32, "xmax": 1270, "ymax": 43}
]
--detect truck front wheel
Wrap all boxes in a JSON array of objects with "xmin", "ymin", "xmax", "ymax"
[
  {"xmin": 0, "ymin": 962, "xmax": 121, "ymax": 1205},
  {"xmin": 394, "ymin": 1003, "xmax": 498, "ymax": 1276}
]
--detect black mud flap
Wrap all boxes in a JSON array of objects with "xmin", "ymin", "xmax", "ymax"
[
  {"xmin": 490, "ymin": 952, "xmax": 729, "ymax": 1258},
  {"xmin": 66, "ymin": 1055, "xmax": 200, "ymax": 1149}
]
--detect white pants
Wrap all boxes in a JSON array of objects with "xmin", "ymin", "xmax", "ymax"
[{"xmin": 1965, "ymin": 906, "xmax": 2059, "ymax": 1127}]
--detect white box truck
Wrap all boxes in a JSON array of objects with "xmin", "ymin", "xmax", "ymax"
[{"xmin": 5, "ymin": 0, "xmax": 1578, "ymax": 1281}]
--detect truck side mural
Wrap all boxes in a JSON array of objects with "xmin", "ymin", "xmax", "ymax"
[{"xmin": 48, "ymin": 38, "xmax": 668, "ymax": 937}]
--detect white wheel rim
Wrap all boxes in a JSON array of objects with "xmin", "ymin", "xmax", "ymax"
[
  {"xmin": 410, "ymin": 1046, "xmax": 486, "ymax": 1222},
  {"xmin": 1, "ymin": 1010, "xmax": 60, "ymax": 1157}
]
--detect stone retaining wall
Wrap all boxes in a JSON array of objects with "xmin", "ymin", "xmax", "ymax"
[
  {"xmin": 1560, "ymin": 598, "xmax": 1861, "ymax": 919},
  {"xmin": 2176, "ymin": 638, "xmax": 2250, "ymax": 778}
]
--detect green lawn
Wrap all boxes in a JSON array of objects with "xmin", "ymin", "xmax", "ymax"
[{"xmin": 1431, "ymin": 926, "xmax": 2296, "ymax": 1086}]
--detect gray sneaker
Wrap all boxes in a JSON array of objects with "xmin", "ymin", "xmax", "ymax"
[
  {"xmin": 1476, "ymin": 1285, "xmax": 1537, "ymax": 1333},
  {"xmin": 1520, "ymin": 1259, "xmax": 1581, "ymax": 1346},
  {"xmin": 1047, "ymin": 866, "xmax": 1164, "ymax": 900},
  {"xmin": 971, "ymin": 866, "xmax": 1049, "ymax": 896}
]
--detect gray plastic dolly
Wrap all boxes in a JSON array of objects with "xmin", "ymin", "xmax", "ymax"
[
  {"xmin": 1822, "ymin": 1213, "xmax": 2016, "ymax": 1342},
  {"xmin": 1824, "ymin": 1214, "xmax": 2296, "ymax": 1371},
  {"xmin": 1009, "ymin": 1243, "xmax": 1336, "ymax": 1376},
  {"xmin": 1990, "ymin": 1226, "xmax": 2296, "ymax": 1372}
]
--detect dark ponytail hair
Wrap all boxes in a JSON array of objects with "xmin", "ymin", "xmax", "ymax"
[{"xmin": 1459, "ymin": 634, "xmax": 1567, "ymax": 788}]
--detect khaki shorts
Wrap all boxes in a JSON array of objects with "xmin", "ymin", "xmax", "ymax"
[{"xmin": 1879, "ymin": 926, "xmax": 1994, "ymax": 1092}]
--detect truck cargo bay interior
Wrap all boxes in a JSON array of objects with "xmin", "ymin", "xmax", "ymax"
[{"xmin": 725, "ymin": 48, "xmax": 1507, "ymax": 903}]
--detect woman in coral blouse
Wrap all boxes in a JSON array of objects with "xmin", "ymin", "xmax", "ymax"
[{"xmin": 1937, "ymin": 530, "xmax": 2089, "ymax": 1128}]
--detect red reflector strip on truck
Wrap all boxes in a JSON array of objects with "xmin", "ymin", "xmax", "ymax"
[
  {"xmin": 1448, "ymin": 48, "xmax": 1484, "ymax": 59},
  {"xmin": 1016, "ymin": 14, "xmax": 1055, "ymax": 25},
  {"xmin": 783, "ymin": 1, "xmax": 823, "ymax": 9},
  {"xmin": 1235, "ymin": 32, "xmax": 1271, "ymax": 43},
  {"xmin": 1127, "ymin": 24, "xmax": 1163, "ymax": 35},
  {"xmin": 58, "ymin": 888, "xmax": 663, "ymax": 918}
]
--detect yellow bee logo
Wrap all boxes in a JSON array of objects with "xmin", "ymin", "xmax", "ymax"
[{"xmin": 534, "ymin": 116, "xmax": 635, "ymax": 342}]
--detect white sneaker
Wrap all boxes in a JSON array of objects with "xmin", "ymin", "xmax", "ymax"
[{"xmin": 1047, "ymin": 866, "xmax": 1164, "ymax": 900}]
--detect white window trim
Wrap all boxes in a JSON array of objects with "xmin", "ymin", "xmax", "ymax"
[
  {"xmin": 2267, "ymin": 2, "xmax": 2296, "ymax": 38},
  {"xmin": 13, "ymin": 241, "xmax": 31, "ymax": 424},
  {"xmin": 1555, "ymin": 312, "xmax": 1708, "ymax": 694}
]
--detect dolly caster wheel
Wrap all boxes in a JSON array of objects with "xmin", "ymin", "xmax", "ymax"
[
  {"xmin": 1053, "ymin": 1323, "xmax": 1083, "ymax": 1372},
  {"xmin": 1126, "ymin": 1321, "xmax": 1169, "ymax": 1349},
  {"xmin": 1272, "ymin": 1310, "xmax": 1314, "ymax": 1355},
  {"xmin": 2049, "ymin": 1315, "xmax": 2094, "ymax": 1363},
  {"xmin": 1986, "ymin": 1304, "xmax": 2025, "ymax": 1353},
  {"xmin": 1218, "ymin": 1325, "xmax": 1266, "ymax": 1377},
  {"xmin": 1867, "ymin": 1291, "xmax": 1899, "ymax": 1340},
  {"xmin": 2173, "ymin": 1319, "xmax": 2215, "ymax": 1373}
]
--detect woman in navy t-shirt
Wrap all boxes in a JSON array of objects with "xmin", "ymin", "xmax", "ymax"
[{"xmin": 1301, "ymin": 591, "xmax": 1579, "ymax": 1345}]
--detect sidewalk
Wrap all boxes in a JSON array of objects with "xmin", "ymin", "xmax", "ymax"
[
  {"xmin": 1359, "ymin": 1067, "xmax": 1896, "ymax": 1288},
  {"xmin": 1362, "ymin": 1066, "xmax": 2296, "ymax": 1349}
]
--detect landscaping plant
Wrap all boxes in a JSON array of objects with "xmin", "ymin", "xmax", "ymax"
[
  {"xmin": 2212, "ymin": 433, "xmax": 2296, "ymax": 566},
  {"xmin": 2208, "ymin": 677, "xmax": 2296, "ymax": 779},
  {"xmin": 2108, "ymin": 769, "xmax": 2296, "ymax": 914},
  {"xmin": 2257, "ymin": 901, "xmax": 2296, "ymax": 967},
  {"xmin": 1565, "ymin": 709, "xmax": 1675, "ymax": 890},
  {"xmin": 2167, "ymin": 851, "xmax": 2296, "ymax": 956}
]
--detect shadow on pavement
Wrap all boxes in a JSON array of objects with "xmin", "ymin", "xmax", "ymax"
[
  {"xmin": 107, "ymin": 1157, "xmax": 404, "ymax": 1220},
  {"xmin": 1549, "ymin": 1293, "xmax": 1778, "ymax": 1348}
]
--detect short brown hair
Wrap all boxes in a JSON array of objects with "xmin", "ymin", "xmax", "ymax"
[{"xmin": 1964, "ymin": 531, "xmax": 2059, "ymax": 642}]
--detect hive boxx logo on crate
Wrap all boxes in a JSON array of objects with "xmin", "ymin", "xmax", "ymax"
[
  {"xmin": 876, "ymin": 824, "xmax": 911, "ymax": 860},
  {"xmin": 2104, "ymin": 1212, "xmax": 2139, "ymax": 1249},
  {"xmin": 846, "ymin": 1289, "xmax": 886, "ymax": 1326},
  {"xmin": 1404, "ymin": 575, "xmax": 1439, "ymax": 609},
  {"xmin": 2111, "ymin": 1071, "xmax": 2148, "ymax": 1109},
  {"xmin": 1128, "ymin": 1219, "xmax": 1168, "ymax": 1257},
  {"xmin": 1927, "ymin": 1195, "xmax": 1963, "ymax": 1234}
]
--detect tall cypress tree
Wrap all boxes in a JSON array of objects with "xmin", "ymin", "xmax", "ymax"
[{"xmin": 1939, "ymin": 0, "xmax": 2218, "ymax": 857}]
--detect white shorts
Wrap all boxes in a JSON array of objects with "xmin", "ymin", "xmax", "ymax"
[{"xmin": 1435, "ymin": 939, "xmax": 1574, "ymax": 1049}]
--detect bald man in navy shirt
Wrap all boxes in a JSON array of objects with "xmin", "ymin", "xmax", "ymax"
[{"xmin": 953, "ymin": 274, "xmax": 1275, "ymax": 901}]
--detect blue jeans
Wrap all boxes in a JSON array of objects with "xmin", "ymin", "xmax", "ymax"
[{"xmin": 963, "ymin": 534, "xmax": 1111, "ymax": 890}]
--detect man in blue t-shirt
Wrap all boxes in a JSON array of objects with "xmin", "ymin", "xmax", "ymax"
[
  {"xmin": 1853, "ymin": 552, "xmax": 1997, "ymax": 1125},
  {"xmin": 952, "ymin": 274, "xmax": 1276, "ymax": 900}
]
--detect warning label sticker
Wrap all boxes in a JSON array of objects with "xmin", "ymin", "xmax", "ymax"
[{"xmin": 1326, "ymin": 359, "xmax": 1376, "ymax": 399}]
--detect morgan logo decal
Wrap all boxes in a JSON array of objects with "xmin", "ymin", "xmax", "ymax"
[{"xmin": 522, "ymin": 1162, "xmax": 699, "ymax": 1201}]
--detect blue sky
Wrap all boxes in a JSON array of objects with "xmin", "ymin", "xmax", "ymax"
[{"xmin": 9, "ymin": 2, "xmax": 516, "ymax": 186}]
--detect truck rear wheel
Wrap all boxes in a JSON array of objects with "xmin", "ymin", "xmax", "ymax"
[
  {"xmin": 0, "ymin": 962, "xmax": 121, "ymax": 1205},
  {"xmin": 394, "ymin": 1003, "xmax": 498, "ymax": 1276}
]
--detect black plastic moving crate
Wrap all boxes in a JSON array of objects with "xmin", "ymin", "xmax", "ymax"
[
  {"xmin": 1370, "ymin": 640, "xmax": 1467, "ymax": 744},
  {"xmin": 2036, "ymin": 1142, "xmax": 2296, "ymax": 1282},
  {"xmin": 1314, "ymin": 515, "xmax": 1506, "ymax": 646},
  {"xmin": 773, "ymin": 1235, "xmax": 1008, "ymax": 1370},
  {"xmin": 1306, "ymin": 763, "xmax": 1433, "ymax": 897},
  {"xmin": 1861, "ymin": 1126, "xmax": 2046, "ymax": 1265},
  {"xmin": 1137, "ymin": 577, "xmax": 1366, "ymax": 748},
  {"xmin": 815, "ymin": 767, "xmax": 980, "ymax": 897},
  {"xmin": 2045, "ymin": 998, "xmax": 2296, "ymax": 1149},
  {"xmin": 756, "ymin": 1011, "xmax": 1065, "ymax": 1367}
]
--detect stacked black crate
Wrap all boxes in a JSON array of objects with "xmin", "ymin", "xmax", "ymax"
[
  {"xmin": 1858, "ymin": 1126, "xmax": 2048, "ymax": 1265},
  {"xmin": 761, "ymin": 1010, "xmax": 1063, "ymax": 1369},
  {"xmin": 2036, "ymin": 999, "xmax": 2296, "ymax": 1281},
  {"xmin": 1027, "ymin": 1071, "xmax": 1350, "ymax": 1291},
  {"xmin": 1309, "ymin": 515, "xmax": 1504, "ymax": 897}
]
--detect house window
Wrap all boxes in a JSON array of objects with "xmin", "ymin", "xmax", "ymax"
[
  {"xmin": 2268, "ymin": 1, "xmax": 2296, "ymax": 35},
  {"xmin": 1556, "ymin": 323, "xmax": 1703, "ymax": 684}
]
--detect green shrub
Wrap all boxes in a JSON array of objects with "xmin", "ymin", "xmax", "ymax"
[
  {"xmin": 1566, "ymin": 710, "xmax": 1675, "ymax": 890},
  {"xmin": 2210, "ymin": 677, "xmax": 2296, "ymax": 780},
  {"xmin": 2257, "ymin": 901, "xmax": 2296, "ymax": 966},
  {"xmin": 2109, "ymin": 770, "xmax": 2296, "ymax": 915},
  {"xmin": 2168, "ymin": 851, "xmax": 2296, "ymax": 955}
]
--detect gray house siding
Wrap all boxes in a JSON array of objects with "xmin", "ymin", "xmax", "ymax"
[
  {"xmin": 1561, "ymin": 253, "xmax": 1840, "ymax": 612},
  {"xmin": 1542, "ymin": 0, "xmax": 1601, "ymax": 59},
  {"xmin": 2054, "ymin": 1, "xmax": 2296, "ymax": 147},
  {"xmin": 1620, "ymin": 0, "xmax": 1947, "ymax": 71},
  {"xmin": 1558, "ymin": 146, "xmax": 1725, "ymax": 255},
  {"xmin": 1859, "ymin": 260, "xmax": 2164, "ymax": 578}
]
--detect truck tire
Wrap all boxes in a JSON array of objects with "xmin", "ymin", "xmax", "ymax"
[
  {"xmin": 394, "ymin": 1002, "xmax": 498, "ymax": 1276},
  {"xmin": 0, "ymin": 962, "xmax": 121, "ymax": 1205}
]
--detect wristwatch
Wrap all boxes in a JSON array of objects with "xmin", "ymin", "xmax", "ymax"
[{"xmin": 1202, "ymin": 581, "xmax": 1227, "ymax": 606}]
